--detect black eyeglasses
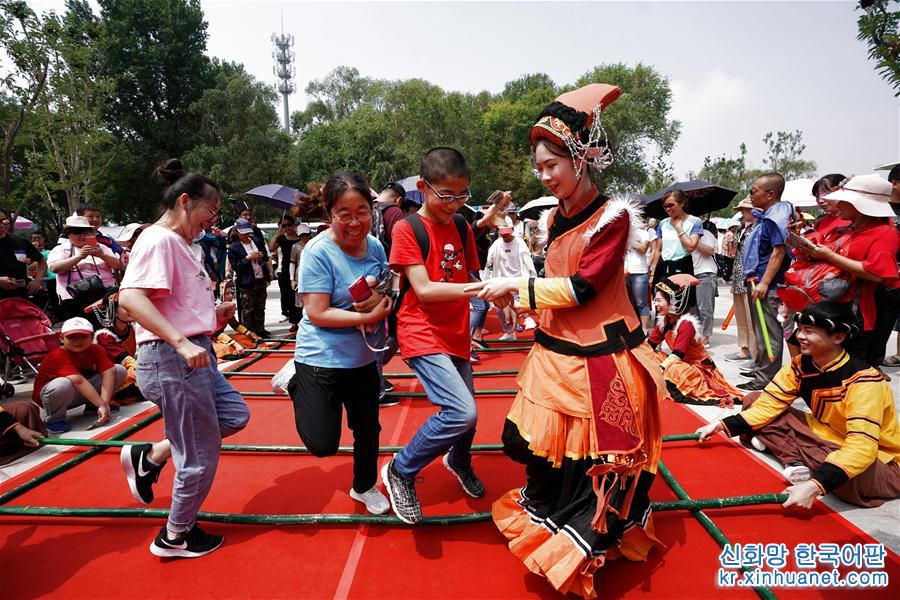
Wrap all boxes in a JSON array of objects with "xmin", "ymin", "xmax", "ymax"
[{"xmin": 422, "ymin": 179, "xmax": 471, "ymax": 204}]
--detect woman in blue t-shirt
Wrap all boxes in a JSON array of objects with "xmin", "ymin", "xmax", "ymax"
[
  {"xmin": 290, "ymin": 172, "xmax": 393, "ymax": 515},
  {"xmin": 650, "ymin": 189, "xmax": 703, "ymax": 288}
]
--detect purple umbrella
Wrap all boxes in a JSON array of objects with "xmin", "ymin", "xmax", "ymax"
[{"xmin": 245, "ymin": 184, "xmax": 307, "ymax": 211}]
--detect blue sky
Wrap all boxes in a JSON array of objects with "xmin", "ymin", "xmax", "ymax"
[{"xmin": 28, "ymin": 0, "xmax": 899, "ymax": 182}]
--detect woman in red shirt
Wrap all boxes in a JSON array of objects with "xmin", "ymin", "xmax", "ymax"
[{"xmin": 804, "ymin": 175, "xmax": 899, "ymax": 369}]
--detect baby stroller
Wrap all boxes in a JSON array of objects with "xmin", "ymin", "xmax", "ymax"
[{"xmin": 0, "ymin": 297, "xmax": 59, "ymax": 398}]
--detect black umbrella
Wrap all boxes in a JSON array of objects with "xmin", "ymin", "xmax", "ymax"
[{"xmin": 638, "ymin": 180, "xmax": 737, "ymax": 221}]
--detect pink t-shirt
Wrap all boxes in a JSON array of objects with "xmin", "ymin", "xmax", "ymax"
[
  {"xmin": 48, "ymin": 241, "xmax": 118, "ymax": 301},
  {"xmin": 120, "ymin": 224, "xmax": 216, "ymax": 344}
]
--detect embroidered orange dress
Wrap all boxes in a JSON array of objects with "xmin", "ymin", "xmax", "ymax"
[
  {"xmin": 492, "ymin": 196, "xmax": 666, "ymax": 598},
  {"xmin": 649, "ymin": 314, "xmax": 742, "ymax": 408}
]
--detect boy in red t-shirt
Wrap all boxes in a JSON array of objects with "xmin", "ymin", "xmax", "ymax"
[
  {"xmin": 35, "ymin": 317, "xmax": 125, "ymax": 434},
  {"xmin": 382, "ymin": 147, "xmax": 511, "ymax": 524}
]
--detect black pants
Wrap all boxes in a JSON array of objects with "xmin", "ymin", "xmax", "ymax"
[
  {"xmin": 289, "ymin": 360, "xmax": 381, "ymax": 493},
  {"xmin": 277, "ymin": 274, "xmax": 300, "ymax": 324}
]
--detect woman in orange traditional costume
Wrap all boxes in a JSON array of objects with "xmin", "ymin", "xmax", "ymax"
[
  {"xmin": 470, "ymin": 84, "xmax": 667, "ymax": 598},
  {"xmin": 650, "ymin": 274, "xmax": 742, "ymax": 407}
]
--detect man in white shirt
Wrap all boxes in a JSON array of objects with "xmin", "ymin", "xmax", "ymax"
[
  {"xmin": 486, "ymin": 227, "xmax": 536, "ymax": 341},
  {"xmin": 625, "ymin": 225, "xmax": 652, "ymax": 331}
]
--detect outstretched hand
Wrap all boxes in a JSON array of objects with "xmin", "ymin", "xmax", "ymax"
[
  {"xmin": 782, "ymin": 480, "xmax": 822, "ymax": 510},
  {"xmin": 695, "ymin": 421, "xmax": 724, "ymax": 442},
  {"xmin": 467, "ymin": 278, "xmax": 518, "ymax": 302}
]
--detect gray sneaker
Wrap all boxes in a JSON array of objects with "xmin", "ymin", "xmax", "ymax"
[
  {"xmin": 381, "ymin": 459, "xmax": 422, "ymax": 525},
  {"xmin": 724, "ymin": 352, "xmax": 751, "ymax": 362},
  {"xmin": 442, "ymin": 453, "xmax": 485, "ymax": 498}
]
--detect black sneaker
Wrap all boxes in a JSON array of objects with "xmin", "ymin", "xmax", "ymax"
[
  {"xmin": 737, "ymin": 380, "xmax": 768, "ymax": 392},
  {"xmin": 378, "ymin": 394, "xmax": 400, "ymax": 408},
  {"xmin": 120, "ymin": 443, "xmax": 166, "ymax": 505},
  {"xmin": 738, "ymin": 368, "xmax": 758, "ymax": 378},
  {"xmin": 150, "ymin": 524, "xmax": 224, "ymax": 558},
  {"xmin": 442, "ymin": 453, "xmax": 485, "ymax": 498},
  {"xmin": 383, "ymin": 380, "xmax": 394, "ymax": 393},
  {"xmin": 472, "ymin": 339, "xmax": 489, "ymax": 349},
  {"xmin": 381, "ymin": 459, "xmax": 422, "ymax": 524}
]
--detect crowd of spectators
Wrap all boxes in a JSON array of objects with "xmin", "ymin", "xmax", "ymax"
[{"xmin": 0, "ymin": 162, "xmax": 898, "ymax": 521}]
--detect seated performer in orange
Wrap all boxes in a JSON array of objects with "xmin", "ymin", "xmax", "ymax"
[
  {"xmin": 470, "ymin": 83, "xmax": 666, "ymax": 599},
  {"xmin": 650, "ymin": 274, "xmax": 742, "ymax": 407}
]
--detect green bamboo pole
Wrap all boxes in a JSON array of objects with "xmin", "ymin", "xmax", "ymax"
[
  {"xmin": 0, "ymin": 492, "xmax": 790, "ymax": 525},
  {"xmin": 239, "ymin": 389, "xmax": 519, "ymax": 398},
  {"xmin": 657, "ymin": 460, "xmax": 778, "ymax": 600},
  {"xmin": 255, "ymin": 338, "xmax": 535, "ymax": 346},
  {"xmin": 35, "ymin": 434, "xmax": 701, "ymax": 454},
  {"xmin": 246, "ymin": 346, "xmax": 533, "ymax": 355},
  {"xmin": 0, "ymin": 411, "xmax": 163, "ymax": 507},
  {"xmin": 0, "ymin": 505, "xmax": 490, "ymax": 526},
  {"xmin": 0, "ymin": 339, "xmax": 287, "ymax": 507},
  {"xmin": 749, "ymin": 282, "xmax": 775, "ymax": 360},
  {"xmin": 223, "ymin": 369, "xmax": 520, "ymax": 379}
]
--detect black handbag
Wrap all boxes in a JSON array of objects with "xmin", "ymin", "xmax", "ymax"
[{"xmin": 65, "ymin": 248, "xmax": 107, "ymax": 308}]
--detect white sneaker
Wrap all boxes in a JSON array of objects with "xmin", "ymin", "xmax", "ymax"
[
  {"xmin": 749, "ymin": 437, "xmax": 767, "ymax": 452},
  {"xmin": 498, "ymin": 332, "xmax": 517, "ymax": 342},
  {"xmin": 782, "ymin": 464, "xmax": 810, "ymax": 484},
  {"xmin": 349, "ymin": 486, "xmax": 390, "ymax": 515}
]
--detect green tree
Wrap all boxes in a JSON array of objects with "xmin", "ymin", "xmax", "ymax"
[
  {"xmin": 857, "ymin": 0, "xmax": 900, "ymax": 95},
  {"xmin": 762, "ymin": 129, "xmax": 817, "ymax": 180},
  {"xmin": 0, "ymin": 0, "xmax": 49, "ymax": 204},
  {"xmin": 574, "ymin": 63, "xmax": 681, "ymax": 194},
  {"xmin": 87, "ymin": 0, "xmax": 215, "ymax": 223},
  {"xmin": 27, "ymin": 0, "xmax": 119, "ymax": 214},
  {"xmin": 292, "ymin": 66, "xmax": 380, "ymax": 134},
  {"xmin": 183, "ymin": 61, "xmax": 293, "ymax": 197},
  {"xmin": 98, "ymin": 0, "xmax": 212, "ymax": 155}
]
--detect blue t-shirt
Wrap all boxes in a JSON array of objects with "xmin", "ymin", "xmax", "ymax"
[
  {"xmin": 293, "ymin": 233, "xmax": 388, "ymax": 369},
  {"xmin": 742, "ymin": 201, "xmax": 792, "ymax": 286},
  {"xmin": 656, "ymin": 215, "xmax": 703, "ymax": 261}
]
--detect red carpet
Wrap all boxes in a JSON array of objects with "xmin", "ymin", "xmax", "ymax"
[{"xmin": 2, "ymin": 325, "xmax": 898, "ymax": 599}]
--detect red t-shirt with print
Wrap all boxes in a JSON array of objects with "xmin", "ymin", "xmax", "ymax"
[
  {"xmin": 389, "ymin": 215, "xmax": 480, "ymax": 360},
  {"xmin": 33, "ymin": 344, "xmax": 114, "ymax": 402}
]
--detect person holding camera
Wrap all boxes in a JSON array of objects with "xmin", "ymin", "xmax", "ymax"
[
  {"xmin": 47, "ymin": 215, "xmax": 121, "ymax": 320},
  {"xmin": 287, "ymin": 172, "xmax": 392, "ymax": 515}
]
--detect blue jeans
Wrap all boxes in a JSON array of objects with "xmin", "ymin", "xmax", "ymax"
[
  {"xmin": 392, "ymin": 354, "xmax": 476, "ymax": 480},
  {"xmin": 469, "ymin": 297, "xmax": 488, "ymax": 335},
  {"xmin": 136, "ymin": 335, "xmax": 250, "ymax": 532},
  {"xmin": 628, "ymin": 273, "xmax": 651, "ymax": 317}
]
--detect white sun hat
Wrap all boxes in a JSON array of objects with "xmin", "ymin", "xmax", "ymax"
[{"xmin": 823, "ymin": 174, "xmax": 894, "ymax": 218}]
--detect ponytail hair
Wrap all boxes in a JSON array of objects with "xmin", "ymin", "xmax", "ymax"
[
  {"xmin": 154, "ymin": 158, "xmax": 220, "ymax": 210},
  {"xmin": 291, "ymin": 173, "xmax": 374, "ymax": 221},
  {"xmin": 292, "ymin": 182, "xmax": 327, "ymax": 221}
]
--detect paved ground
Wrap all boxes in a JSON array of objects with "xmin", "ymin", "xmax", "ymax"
[{"xmin": 3, "ymin": 280, "xmax": 898, "ymax": 551}]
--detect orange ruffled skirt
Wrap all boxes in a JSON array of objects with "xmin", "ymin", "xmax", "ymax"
[
  {"xmin": 492, "ymin": 344, "xmax": 665, "ymax": 599},
  {"xmin": 656, "ymin": 351, "xmax": 742, "ymax": 408}
]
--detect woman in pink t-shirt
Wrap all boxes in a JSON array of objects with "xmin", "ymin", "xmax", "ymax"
[{"xmin": 118, "ymin": 158, "xmax": 249, "ymax": 559}]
